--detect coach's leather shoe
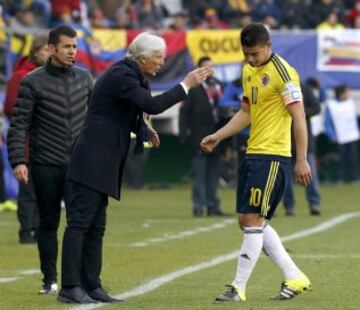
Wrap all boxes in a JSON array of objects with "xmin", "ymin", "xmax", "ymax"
[
  {"xmin": 57, "ymin": 286, "xmax": 97, "ymax": 303},
  {"xmin": 88, "ymin": 287, "xmax": 125, "ymax": 303}
]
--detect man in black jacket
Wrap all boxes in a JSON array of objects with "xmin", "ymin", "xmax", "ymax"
[
  {"xmin": 7, "ymin": 25, "xmax": 93, "ymax": 295},
  {"xmin": 57, "ymin": 32, "xmax": 213, "ymax": 304},
  {"xmin": 179, "ymin": 56, "xmax": 228, "ymax": 217}
]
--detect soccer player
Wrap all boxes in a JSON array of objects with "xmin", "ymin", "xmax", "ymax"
[{"xmin": 201, "ymin": 23, "xmax": 312, "ymax": 302}]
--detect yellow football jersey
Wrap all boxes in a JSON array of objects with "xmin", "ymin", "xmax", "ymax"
[{"xmin": 242, "ymin": 53, "xmax": 302, "ymax": 157}]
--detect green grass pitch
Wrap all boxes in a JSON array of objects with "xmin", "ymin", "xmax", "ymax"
[{"xmin": 0, "ymin": 183, "xmax": 359, "ymax": 309}]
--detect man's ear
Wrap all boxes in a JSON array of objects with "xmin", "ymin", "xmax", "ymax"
[
  {"xmin": 48, "ymin": 44, "xmax": 56, "ymax": 55},
  {"xmin": 139, "ymin": 56, "xmax": 146, "ymax": 65}
]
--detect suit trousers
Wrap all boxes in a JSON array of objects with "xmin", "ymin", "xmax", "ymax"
[
  {"xmin": 61, "ymin": 181, "xmax": 108, "ymax": 290},
  {"xmin": 31, "ymin": 164, "xmax": 71, "ymax": 283}
]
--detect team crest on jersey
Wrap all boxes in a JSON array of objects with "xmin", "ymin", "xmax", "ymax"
[
  {"xmin": 247, "ymin": 76, "xmax": 251, "ymax": 83},
  {"xmin": 261, "ymin": 74, "xmax": 270, "ymax": 86}
]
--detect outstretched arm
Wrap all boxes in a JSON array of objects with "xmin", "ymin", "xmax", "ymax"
[{"xmin": 125, "ymin": 66, "xmax": 214, "ymax": 115}]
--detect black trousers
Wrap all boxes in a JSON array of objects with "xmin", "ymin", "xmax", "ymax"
[
  {"xmin": 31, "ymin": 164, "xmax": 71, "ymax": 283},
  {"xmin": 17, "ymin": 176, "xmax": 39, "ymax": 238},
  {"xmin": 61, "ymin": 181, "xmax": 108, "ymax": 290}
]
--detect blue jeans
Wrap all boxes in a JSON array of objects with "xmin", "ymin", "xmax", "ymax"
[
  {"xmin": 338, "ymin": 141, "xmax": 359, "ymax": 182},
  {"xmin": 283, "ymin": 152, "xmax": 321, "ymax": 212},
  {"xmin": 191, "ymin": 153, "xmax": 220, "ymax": 214}
]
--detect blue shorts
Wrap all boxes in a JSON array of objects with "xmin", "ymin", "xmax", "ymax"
[{"xmin": 236, "ymin": 155, "xmax": 291, "ymax": 220}]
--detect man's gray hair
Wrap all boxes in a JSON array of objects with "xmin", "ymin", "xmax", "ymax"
[{"xmin": 125, "ymin": 32, "xmax": 166, "ymax": 60}]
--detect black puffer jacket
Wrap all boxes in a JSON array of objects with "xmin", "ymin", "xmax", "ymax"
[{"xmin": 7, "ymin": 60, "xmax": 93, "ymax": 167}]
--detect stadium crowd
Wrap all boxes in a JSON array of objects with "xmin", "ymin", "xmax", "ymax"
[{"xmin": 1, "ymin": 0, "xmax": 360, "ymax": 31}]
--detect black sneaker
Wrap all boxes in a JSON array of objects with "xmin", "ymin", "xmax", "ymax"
[
  {"xmin": 214, "ymin": 285, "xmax": 246, "ymax": 302},
  {"xmin": 88, "ymin": 287, "xmax": 125, "ymax": 303},
  {"xmin": 39, "ymin": 281, "xmax": 57, "ymax": 295}
]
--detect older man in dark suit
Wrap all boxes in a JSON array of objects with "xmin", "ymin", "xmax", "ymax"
[{"xmin": 57, "ymin": 32, "xmax": 213, "ymax": 304}]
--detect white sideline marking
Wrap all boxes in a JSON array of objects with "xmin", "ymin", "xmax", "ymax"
[
  {"xmin": 0, "ymin": 269, "xmax": 40, "ymax": 285},
  {"xmin": 0, "ymin": 277, "xmax": 19, "ymax": 283},
  {"xmin": 72, "ymin": 212, "xmax": 360, "ymax": 310},
  {"xmin": 130, "ymin": 219, "xmax": 235, "ymax": 247},
  {"xmin": 18, "ymin": 269, "xmax": 40, "ymax": 275}
]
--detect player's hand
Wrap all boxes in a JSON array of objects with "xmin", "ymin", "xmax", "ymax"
[
  {"xmin": 200, "ymin": 134, "xmax": 220, "ymax": 153},
  {"xmin": 148, "ymin": 126, "xmax": 160, "ymax": 148},
  {"xmin": 182, "ymin": 65, "xmax": 214, "ymax": 89},
  {"xmin": 14, "ymin": 164, "xmax": 28, "ymax": 184},
  {"xmin": 294, "ymin": 159, "xmax": 312, "ymax": 186}
]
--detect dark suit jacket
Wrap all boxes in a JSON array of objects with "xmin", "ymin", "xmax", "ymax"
[
  {"xmin": 179, "ymin": 78, "xmax": 223, "ymax": 155},
  {"xmin": 67, "ymin": 58, "xmax": 187, "ymax": 199},
  {"xmin": 179, "ymin": 85, "xmax": 218, "ymax": 155}
]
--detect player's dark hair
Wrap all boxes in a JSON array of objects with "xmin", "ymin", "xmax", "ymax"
[
  {"xmin": 240, "ymin": 23, "xmax": 270, "ymax": 47},
  {"xmin": 198, "ymin": 56, "xmax": 212, "ymax": 67},
  {"xmin": 48, "ymin": 25, "xmax": 77, "ymax": 46}
]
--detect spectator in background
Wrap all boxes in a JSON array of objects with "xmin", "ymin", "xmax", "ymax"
[
  {"xmin": 227, "ymin": 11, "xmax": 253, "ymax": 29},
  {"xmin": 50, "ymin": 0, "xmax": 81, "ymax": 27},
  {"xmin": 353, "ymin": 14, "xmax": 360, "ymax": 28},
  {"xmin": 325, "ymin": 85, "xmax": 360, "ymax": 182},
  {"xmin": 182, "ymin": 0, "xmax": 207, "ymax": 24},
  {"xmin": 282, "ymin": 82, "xmax": 322, "ymax": 216},
  {"xmin": 113, "ymin": 7, "xmax": 131, "ymax": 29},
  {"xmin": 251, "ymin": 0, "xmax": 282, "ymax": 27},
  {"xmin": 90, "ymin": 7, "xmax": 112, "ymax": 28},
  {"xmin": 168, "ymin": 11, "xmax": 189, "ymax": 31},
  {"xmin": 134, "ymin": 0, "xmax": 167, "ymax": 30},
  {"xmin": 281, "ymin": 0, "xmax": 309, "ymax": 29},
  {"xmin": 179, "ymin": 56, "xmax": 228, "ymax": 217},
  {"xmin": 316, "ymin": 11, "xmax": 344, "ymax": 30},
  {"xmin": 345, "ymin": 0, "xmax": 360, "ymax": 27},
  {"xmin": 4, "ymin": 35, "xmax": 49, "ymax": 244},
  {"xmin": 222, "ymin": 0, "xmax": 251, "ymax": 20},
  {"xmin": 309, "ymin": 0, "xmax": 344, "ymax": 28},
  {"xmin": 203, "ymin": 8, "xmax": 229, "ymax": 29},
  {"xmin": 262, "ymin": 14, "xmax": 279, "ymax": 29},
  {"xmin": 7, "ymin": 7, "xmax": 38, "ymax": 31},
  {"xmin": 306, "ymin": 78, "xmax": 327, "ymax": 105}
]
